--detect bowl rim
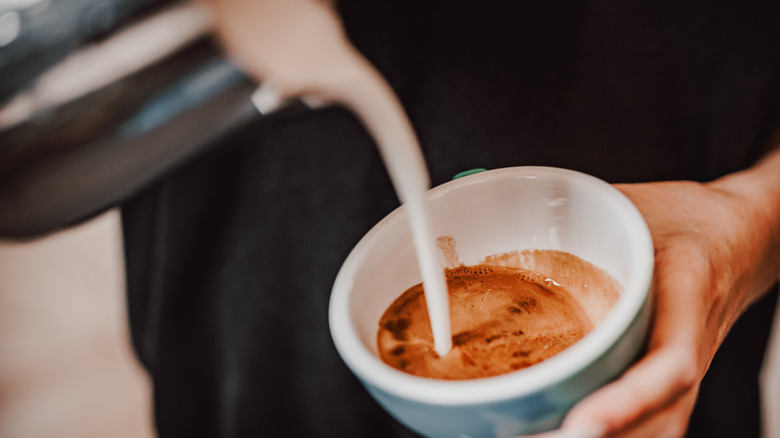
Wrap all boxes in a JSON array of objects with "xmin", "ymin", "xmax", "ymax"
[{"xmin": 329, "ymin": 166, "xmax": 654, "ymax": 405}]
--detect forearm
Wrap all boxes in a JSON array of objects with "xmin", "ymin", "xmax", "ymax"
[{"xmin": 710, "ymin": 139, "xmax": 780, "ymax": 307}]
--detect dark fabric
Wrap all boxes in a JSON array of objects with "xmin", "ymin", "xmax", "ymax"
[
  {"xmin": 122, "ymin": 1, "xmax": 780, "ymax": 437},
  {"xmin": 688, "ymin": 285, "xmax": 778, "ymax": 438}
]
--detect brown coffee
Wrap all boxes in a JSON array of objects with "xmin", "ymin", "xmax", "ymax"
[{"xmin": 377, "ymin": 264, "xmax": 595, "ymax": 380}]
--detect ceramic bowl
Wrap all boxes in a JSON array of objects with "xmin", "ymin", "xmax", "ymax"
[{"xmin": 329, "ymin": 167, "xmax": 654, "ymax": 437}]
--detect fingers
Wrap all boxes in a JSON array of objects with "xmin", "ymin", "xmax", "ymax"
[
  {"xmin": 613, "ymin": 390, "xmax": 699, "ymax": 438},
  {"xmin": 531, "ymin": 242, "xmax": 710, "ymax": 437},
  {"xmin": 523, "ymin": 183, "xmax": 726, "ymax": 438},
  {"xmin": 532, "ymin": 385, "xmax": 698, "ymax": 438},
  {"xmin": 559, "ymin": 345, "xmax": 697, "ymax": 435},
  {"xmin": 562, "ymin": 246, "xmax": 705, "ymax": 434}
]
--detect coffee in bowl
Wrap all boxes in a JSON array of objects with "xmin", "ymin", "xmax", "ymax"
[{"xmin": 377, "ymin": 249, "xmax": 621, "ymax": 380}]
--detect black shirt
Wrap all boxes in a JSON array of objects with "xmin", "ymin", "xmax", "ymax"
[{"xmin": 121, "ymin": 2, "xmax": 780, "ymax": 437}]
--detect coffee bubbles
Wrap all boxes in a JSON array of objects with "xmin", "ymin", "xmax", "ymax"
[{"xmin": 377, "ymin": 250, "xmax": 620, "ymax": 380}]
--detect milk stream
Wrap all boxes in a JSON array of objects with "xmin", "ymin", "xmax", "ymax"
[
  {"xmin": 337, "ymin": 60, "xmax": 454, "ymax": 357},
  {"xmin": 246, "ymin": 0, "xmax": 452, "ymax": 356}
]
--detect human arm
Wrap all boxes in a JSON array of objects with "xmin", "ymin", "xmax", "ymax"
[{"xmin": 531, "ymin": 143, "xmax": 780, "ymax": 437}]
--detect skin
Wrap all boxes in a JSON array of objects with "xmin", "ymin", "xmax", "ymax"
[
  {"xmin": 530, "ymin": 144, "xmax": 780, "ymax": 438},
  {"xmin": 205, "ymin": 1, "xmax": 780, "ymax": 436}
]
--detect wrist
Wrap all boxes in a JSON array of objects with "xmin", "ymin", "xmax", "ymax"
[{"xmin": 710, "ymin": 149, "xmax": 780, "ymax": 297}]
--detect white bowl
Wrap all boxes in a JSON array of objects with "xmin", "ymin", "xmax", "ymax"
[{"xmin": 329, "ymin": 166, "xmax": 654, "ymax": 437}]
